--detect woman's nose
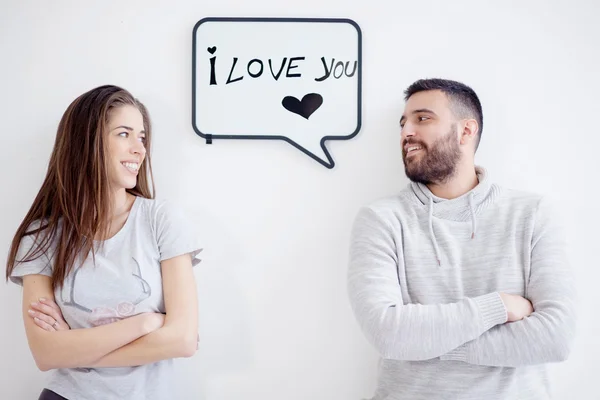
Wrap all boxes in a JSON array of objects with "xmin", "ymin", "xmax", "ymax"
[{"xmin": 131, "ymin": 139, "xmax": 146, "ymax": 156}]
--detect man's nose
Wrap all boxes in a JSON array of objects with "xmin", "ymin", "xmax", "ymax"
[{"xmin": 401, "ymin": 124, "xmax": 416, "ymax": 140}]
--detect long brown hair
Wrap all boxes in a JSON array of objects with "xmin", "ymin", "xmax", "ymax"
[{"xmin": 5, "ymin": 85, "xmax": 155, "ymax": 290}]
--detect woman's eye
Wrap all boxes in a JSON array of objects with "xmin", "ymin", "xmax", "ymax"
[{"xmin": 119, "ymin": 132, "xmax": 128, "ymax": 137}]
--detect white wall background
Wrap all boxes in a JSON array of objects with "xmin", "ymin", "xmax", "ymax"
[{"xmin": 1, "ymin": 1, "xmax": 598, "ymax": 399}]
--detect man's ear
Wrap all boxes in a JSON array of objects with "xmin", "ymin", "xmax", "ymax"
[{"xmin": 460, "ymin": 119, "xmax": 479, "ymax": 146}]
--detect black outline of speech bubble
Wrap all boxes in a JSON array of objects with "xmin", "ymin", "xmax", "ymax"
[{"xmin": 192, "ymin": 17, "xmax": 362, "ymax": 169}]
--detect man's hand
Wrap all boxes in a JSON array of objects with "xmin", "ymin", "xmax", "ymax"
[{"xmin": 499, "ymin": 293, "xmax": 534, "ymax": 322}]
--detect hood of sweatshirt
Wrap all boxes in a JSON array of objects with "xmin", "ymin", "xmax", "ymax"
[{"xmin": 409, "ymin": 166, "xmax": 500, "ymax": 266}]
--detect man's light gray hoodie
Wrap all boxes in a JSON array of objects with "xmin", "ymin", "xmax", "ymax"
[{"xmin": 348, "ymin": 167, "xmax": 576, "ymax": 400}]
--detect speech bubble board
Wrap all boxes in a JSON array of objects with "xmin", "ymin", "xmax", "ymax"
[{"xmin": 192, "ymin": 17, "xmax": 362, "ymax": 169}]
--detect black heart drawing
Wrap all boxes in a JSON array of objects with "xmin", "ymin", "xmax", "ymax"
[
  {"xmin": 207, "ymin": 46, "xmax": 216, "ymax": 54},
  {"xmin": 282, "ymin": 93, "xmax": 323, "ymax": 120}
]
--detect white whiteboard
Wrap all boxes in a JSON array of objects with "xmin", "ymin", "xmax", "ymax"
[{"xmin": 192, "ymin": 17, "xmax": 362, "ymax": 168}]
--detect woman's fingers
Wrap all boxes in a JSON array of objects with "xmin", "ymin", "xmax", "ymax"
[
  {"xmin": 38, "ymin": 298, "xmax": 61, "ymax": 312},
  {"xmin": 28, "ymin": 308, "xmax": 55, "ymax": 326},
  {"xmin": 30, "ymin": 301, "xmax": 62, "ymax": 323},
  {"xmin": 32, "ymin": 315, "xmax": 56, "ymax": 332}
]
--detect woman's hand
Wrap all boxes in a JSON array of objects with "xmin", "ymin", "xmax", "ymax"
[{"xmin": 28, "ymin": 298, "xmax": 71, "ymax": 332}]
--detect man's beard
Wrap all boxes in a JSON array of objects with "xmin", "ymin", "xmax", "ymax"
[{"xmin": 403, "ymin": 125, "xmax": 461, "ymax": 185}]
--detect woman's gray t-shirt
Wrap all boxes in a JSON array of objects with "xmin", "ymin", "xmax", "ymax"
[{"xmin": 10, "ymin": 196, "xmax": 202, "ymax": 400}]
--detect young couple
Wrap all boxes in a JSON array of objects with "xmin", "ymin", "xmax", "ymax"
[{"xmin": 6, "ymin": 79, "xmax": 575, "ymax": 399}]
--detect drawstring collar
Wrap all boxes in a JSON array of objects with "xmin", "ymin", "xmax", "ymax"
[
  {"xmin": 468, "ymin": 192, "xmax": 477, "ymax": 239},
  {"xmin": 412, "ymin": 166, "xmax": 496, "ymax": 267},
  {"xmin": 427, "ymin": 197, "xmax": 442, "ymax": 266}
]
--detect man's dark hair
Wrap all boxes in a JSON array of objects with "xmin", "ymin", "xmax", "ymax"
[{"xmin": 404, "ymin": 78, "xmax": 484, "ymax": 149}]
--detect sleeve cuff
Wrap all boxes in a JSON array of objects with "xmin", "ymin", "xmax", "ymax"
[
  {"xmin": 440, "ymin": 345, "xmax": 468, "ymax": 362},
  {"xmin": 473, "ymin": 292, "xmax": 508, "ymax": 331},
  {"xmin": 160, "ymin": 247, "xmax": 203, "ymax": 267},
  {"xmin": 441, "ymin": 293, "xmax": 506, "ymax": 363}
]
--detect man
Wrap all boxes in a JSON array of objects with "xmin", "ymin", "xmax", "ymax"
[{"xmin": 347, "ymin": 78, "xmax": 576, "ymax": 399}]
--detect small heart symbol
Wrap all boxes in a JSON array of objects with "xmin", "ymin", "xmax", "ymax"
[
  {"xmin": 207, "ymin": 46, "xmax": 216, "ymax": 54},
  {"xmin": 282, "ymin": 93, "xmax": 323, "ymax": 120}
]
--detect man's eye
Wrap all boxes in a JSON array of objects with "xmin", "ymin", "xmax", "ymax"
[{"xmin": 418, "ymin": 116, "xmax": 429, "ymax": 122}]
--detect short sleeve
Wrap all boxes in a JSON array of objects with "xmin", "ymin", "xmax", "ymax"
[
  {"xmin": 9, "ymin": 223, "xmax": 54, "ymax": 286},
  {"xmin": 153, "ymin": 200, "xmax": 203, "ymax": 267}
]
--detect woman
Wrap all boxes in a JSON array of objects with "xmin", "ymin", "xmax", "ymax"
[{"xmin": 5, "ymin": 85, "xmax": 202, "ymax": 400}]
